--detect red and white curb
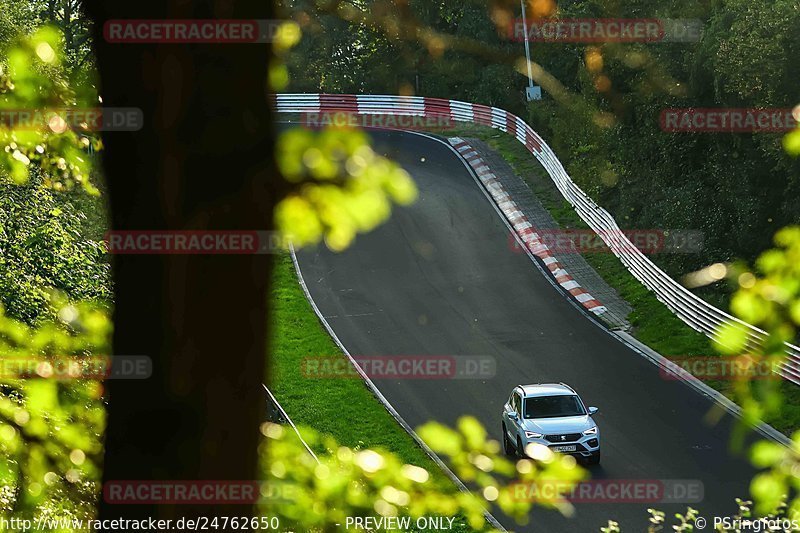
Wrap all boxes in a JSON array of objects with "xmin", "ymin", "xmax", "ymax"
[{"xmin": 449, "ymin": 137, "xmax": 607, "ymax": 316}]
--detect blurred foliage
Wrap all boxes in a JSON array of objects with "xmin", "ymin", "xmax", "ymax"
[
  {"xmin": 0, "ymin": 1, "xmax": 95, "ymax": 79},
  {"xmin": 602, "ymin": 498, "xmax": 800, "ymax": 532},
  {"xmin": 275, "ymin": 127, "xmax": 417, "ymax": 250},
  {"xmin": 606, "ymin": 135, "xmax": 800, "ymax": 526},
  {"xmin": 0, "ymin": 170, "xmax": 111, "ymax": 325},
  {"xmin": 0, "ymin": 22, "xmax": 101, "ymax": 193},
  {"xmin": 261, "ymin": 416, "xmax": 586, "ymax": 531},
  {"xmin": 708, "ymin": 224, "xmax": 800, "ymax": 518},
  {"xmin": 582, "ymin": 102, "xmax": 800, "ymax": 532},
  {"xmin": 602, "ymin": 507, "xmax": 700, "ymax": 533},
  {"xmin": 271, "ymin": 19, "xmax": 419, "ymax": 251},
  {"xmin": 0, "ymin": 299, "xmax": 109, "ymax": 520},
  {"xmin": 0, "ymin": 8, "xmax": 110, "ymax": 526},
  {"xmin": 600, "ymin": 224, "xmax": 800, "ymax": 524}
]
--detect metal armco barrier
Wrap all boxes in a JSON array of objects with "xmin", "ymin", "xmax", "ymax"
[{"xmin": 271, "ymin": 93, "xmax": 800, "ymax": 386}]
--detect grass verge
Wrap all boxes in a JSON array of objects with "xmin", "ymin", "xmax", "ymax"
[{"xmin": 268, "ymin": 253, "xmax": 474, "ymax": 491}]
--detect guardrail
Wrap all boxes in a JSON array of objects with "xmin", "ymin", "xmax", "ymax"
[
  {"xmin": 271, "ymin": 93, "xmax": 800, "ymax": 386},
  {"xmin": 262, "ymin": 384, "xmax": 319, "ymax": 463}
]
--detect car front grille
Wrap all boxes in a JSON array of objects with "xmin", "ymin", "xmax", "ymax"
[{"xmin": 544, "ymin": 433, "xmax": 582, "ymax": 443}]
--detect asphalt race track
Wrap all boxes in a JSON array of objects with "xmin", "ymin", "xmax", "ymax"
[{"xmin": 295, "ymin": 129, "xmax": 761, "ymax": 532}]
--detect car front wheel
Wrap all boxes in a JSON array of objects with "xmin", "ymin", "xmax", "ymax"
[
  {"xmin": 587, "ymin": 451, "xmax": 601, "ymax": 465},
  {"xmin": 502, "ymin": 425, "xmax": 515, "ymax": 456}
]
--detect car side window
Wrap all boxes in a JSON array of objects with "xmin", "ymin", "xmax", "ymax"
[{"xmin": 513, "ymin": 392, "xmax": 522, "ymax": 416}]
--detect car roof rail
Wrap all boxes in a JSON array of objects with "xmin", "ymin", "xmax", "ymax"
[{"xmin": 558, "ymin": 382, "xmax": 575, "ymax": 392}]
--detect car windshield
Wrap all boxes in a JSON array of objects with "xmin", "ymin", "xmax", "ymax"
[{"xmin": 524, "ymin": 395, "xmax": 586, "ymax": 419}]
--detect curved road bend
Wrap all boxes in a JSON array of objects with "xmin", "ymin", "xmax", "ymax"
[{"xmin": 295, "ymin": 129, "xmax": 760, "ymax": 532}]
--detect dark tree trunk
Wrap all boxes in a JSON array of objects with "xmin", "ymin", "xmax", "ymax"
[{"xmin": 86, "ymin": 1, "xmax": 278, "ymax": 521}]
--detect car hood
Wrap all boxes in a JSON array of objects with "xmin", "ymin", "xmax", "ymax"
[{"xmin": 522, "ymin": 415, "xmax": 595, "ymax": 434}]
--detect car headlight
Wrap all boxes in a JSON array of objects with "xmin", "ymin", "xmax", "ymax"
[
  {"xmin": 524, "ymin": 431, "xmax": 543, "ymax": 439},
  {"xmin": 583, "ymin": 427, "xmax": 598, "ymax": 436}
]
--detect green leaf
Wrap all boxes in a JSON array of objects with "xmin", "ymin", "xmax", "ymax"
[
  {"xmin": 749, "ymin": 441, "xmax": 784, "ymax": 468},
  {"xmin": 750, "ymin": 472, "xmax": 786, "ymax": 515},
  {"xmin": 783, "ymin": 130, "xmax": 800, "ymax": 157},
  {"xmin": 712, "ymin": 323, "xmax": 750, "ymax": 355}
]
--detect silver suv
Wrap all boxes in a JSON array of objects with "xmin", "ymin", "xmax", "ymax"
[{"xmin": 501, "ymin": 383, "xmax": 601, "ymax": 465}]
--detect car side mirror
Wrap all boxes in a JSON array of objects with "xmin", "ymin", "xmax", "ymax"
[
  {"xmin": 508, "ymin": 412, "xmax": 519, "ymax": 421},
  {"xmin": 588, "ymin": 406, "xmax": 599, "ymax": 416}
]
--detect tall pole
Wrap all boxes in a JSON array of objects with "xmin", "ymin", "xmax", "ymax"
[
  {"xmin": 520, "ymin": 0, "xmax": 541, "ymax": 101},
  {"xmin": 520, "ymin": 0, "xmax": 534, "ymax": 90}
]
